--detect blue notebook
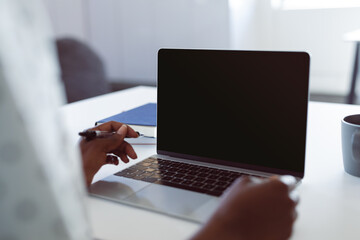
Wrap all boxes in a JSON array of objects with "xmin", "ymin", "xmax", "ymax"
[{"xmin": 96, "ymin": 103, "xmax": 157, "ymax": 137}]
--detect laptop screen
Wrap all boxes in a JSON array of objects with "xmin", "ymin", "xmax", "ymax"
[{"xmin": 157, "ymin": 49, "xmax": 310, "ymax": 177}]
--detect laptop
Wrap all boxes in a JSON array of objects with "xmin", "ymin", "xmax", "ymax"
[{"xmin": 90, "ymin": 49, "xmax": 310, "ymax": 223}]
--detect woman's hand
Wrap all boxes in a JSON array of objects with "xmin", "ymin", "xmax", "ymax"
[
  {"xmin": 79, "ymin": 121, "xmax": 139, "ymax": 187},
  {"xmin": 192, "ymin": 176, "xmax": 298, "ymax": 240}
]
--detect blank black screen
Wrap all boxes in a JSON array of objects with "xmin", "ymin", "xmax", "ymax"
[{"xmin": 157, "ymin": 49, "xmax": 309, "ymax": 177}]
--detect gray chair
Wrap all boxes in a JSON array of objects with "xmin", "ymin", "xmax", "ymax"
[{"xmin": 56, "ymin": 38, "xmax": 110, "ymax": 103}]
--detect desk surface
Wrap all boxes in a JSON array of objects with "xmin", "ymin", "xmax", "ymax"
[{"xmin": 60, "ymin": 86, "xmax": 360, "ymax": 240}]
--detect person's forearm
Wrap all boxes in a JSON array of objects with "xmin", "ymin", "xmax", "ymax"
[
  {"xmin": 190, "ymin": 218, "xmax": 241, "ymax": 240},
  {"xmin": 82, "ymin": 165, "xmax": 95, "ymax": 188}
]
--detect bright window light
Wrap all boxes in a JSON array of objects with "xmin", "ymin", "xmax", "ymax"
[{"xmin": 272, "ymin": 0, "xmax": 360, "ymax": 10}]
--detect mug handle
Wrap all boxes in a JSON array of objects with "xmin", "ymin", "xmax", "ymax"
[{"xmin": 352, "ymin": 130, "xmax": 360, "ymax": 162}]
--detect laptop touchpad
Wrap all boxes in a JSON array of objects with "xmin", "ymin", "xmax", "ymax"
[
  {"xmin": 123, "ymin": 184, "xmax": 218, "ymax": 223},
  {"xmin": 90, "ymin": 175, "xmax": 151, "ymax": 200}
]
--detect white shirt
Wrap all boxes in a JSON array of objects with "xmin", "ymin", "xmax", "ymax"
[{"xmin": 0, "ymin": 0, "xmax": 90, "ymax": 239}]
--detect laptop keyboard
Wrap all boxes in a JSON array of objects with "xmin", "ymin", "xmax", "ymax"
[{"xmin": 114, "ymin": 157, "xmax": 262, "ymax": 196}]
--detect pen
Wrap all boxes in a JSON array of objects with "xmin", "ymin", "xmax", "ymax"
[
  {"xmin": 79, "ymin": 130, "xmax": 115, "ymax": 141},
  {"xmin": 79, "ymin": 130, "xmax": 143, "ymax": 141}
]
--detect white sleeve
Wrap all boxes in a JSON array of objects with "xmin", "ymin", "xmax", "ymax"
[{"xmin": 0, "ymin": 0, "xmax": 91, "ymax": 239}]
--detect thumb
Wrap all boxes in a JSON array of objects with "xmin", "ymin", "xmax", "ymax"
[
  {"xmin": 116, "ymin": 124, "xmax": 128, "ymax": 136},
  {"xmin": 96, "ymin": 124, "xmax": 128, "ymax": 152}
]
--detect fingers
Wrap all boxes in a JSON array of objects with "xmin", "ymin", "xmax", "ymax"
[
  {"xmin": 233, "ymin": 175, "xmax": 298, "ymax": 194},
  {"xmin": 111, "ymin": 141, "xmax": 138, "ymax": 163},
  {"xmin": 119, "ymin": 153, "xmax": 130, "ymax": 163},
  {"xmin": 91, "ymin": 121, "xmax": 139, "ymax": 138},
  {"xmin": 222, "ymin": 175, "xmax": 251, "ymax": 197},
  {"xmin": 292, "ymin": 209, "xmax": 298, "ymax": 221},
  {"xmin": 267, "ymin": 178, "xmax": 299, "ymax": 222},
  {"xmin": 270, "ymin": 175, "xmax": 300, "ymax": 205},
  {"xmin": 93, "ymin": 125, "xmax": 128, "ymax": 152},
  {"xmin": 82, "ymin": 124, "xmax": 138, "ymax": 169},
  {"xmin": 237, "ymin": 175, "xmax": 299, "ymax": 210},
  {"xmin": 124, "ymin": 142, "xmax": 138, "ymax": 159},
  {"xmin": 234, "ymin": 175, "xmax": 251, "ymax": 185},
  {"xmin": 106, "ymin": 155, "xmax": 119, "ymax": 165},
  {"xmin": 264, "ymin": 178, "xmax": 298, "ymax": 230},
  {"xmin": 278, "ymin": 175, "xmax": 298, "ymax": 192},
  {"xmin": 289, "ymin": 189, "xmax": 300, "ymax": 205},
  {"xmin": 264, "ymin": 178, "xmax": 289, "ymax": 195}
]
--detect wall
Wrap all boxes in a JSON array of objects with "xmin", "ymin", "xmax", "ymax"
[
  {"xmin": 229, "ymin": 0, "xmax": 273, "ymax": 50},
  {"xmin": 43, "ymin": 0, "xmax": 360, "ymax": 95},
  {"xmin": 43, "ymin": 0, "xmax": 230, "ymax": 85},
  {"xmin": 229, "ymin": 2, "xmax": 360, "ymax": 95},
  {"xmin": 42, "ymin": 0, "xmax": 87, "ymax": 41},
  {"xmin": 87, "ymin": 0, "xmax": 230, "ymax": 85},
  {"xmin": 269, "ymin": 7, "xmax": 360, "ymax": 95},
  {"xmin": 229, "ymin": 1, "xmax": 360, "ymax": 95}
]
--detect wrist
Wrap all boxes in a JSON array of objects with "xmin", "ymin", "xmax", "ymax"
[
  {"xmin": 191, "ymin": 212, "xmax": 246, "ymax": 240},
  {"xmin": 82, "ymin": 165, "xmax": 96, "ymax": 188},
  {"xmin": 191, "ymin": 217, "xmax": 227, "ymax": 240}
]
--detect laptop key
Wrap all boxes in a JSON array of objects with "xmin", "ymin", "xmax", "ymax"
[
  {"xmin": 156, "ymin": 158, "xmax": 166, "ymax": 163},
  {"xmin": 162, "ymin": 176, "xmax": 173, "ymax": 181},
  {"xmin": 218, "ymin": 176, "xmax": 231, "ymax": 182},
  {"xmin": 143, "ymin": 158, "xmax": 156, "ymax": 163},
  {"xmin": 204, "ymin": 179, "xmax": 216, "ymax": 184},
  {"xmin": 207, "ymin": 174, "xmax": 218, "ymax": 180},
  {"xmin": 123, "ymin": 168, "xmax": 138, "ymax": 173},
  {"xmin": 166, "ymin": 168, "xmax": 177, "ymax": 173},
  {"xmin": 184, "ymin": 175, "xmax": 195, "ymax": 180},
  {"xmin": 182, "ymin": 180, "xmax": 194, "ymax": 186},
  {"xmin": 193, "ymin": 177, "xmax": 206, "ymax": 183},
  {"xmin": 140, "ymin": 162, "xmax": 152, "ymax": 167},
  {"xmin": 197, "ymin": 173, "xmax": 209, "ymax": 178},
  {"xmin": 132, "ymin": 175, "xmax": 146, "ymax": 180},
  {"xmin": 177, "ymin": 169, "xmax": 188, "ymax": 174},
  {"xmin": 192, "ymin": 182, "xmax": 205, "ymax": 188},
  {"xmin": 174, "ymin": 173, "xmax": 185, "ymax": 178},
  {"xmin": 229, "ymin": 173, "xmax": 242, "ymax": 178},
  {"xmin": 203, "ymin": 184, "xmax": 215, "ymax": 190},
  {"xmin": 213, "ymin": 186, "xmax": 227, "ymax": 192},
  {"xmin": 114, "ymin": 171, "xmax": 128, "ymax": 177},
  {"xmin": 171, "ymin": 178, "xmax": 183, "ymax": 183},
  {"xmin": 161, "ymin": 171, "xmax": 174, "ymax": 177},
  {"xmin": 140, "ymin": 172, "xmax": 154, "ymax": 178},
  {"xmin": 216, "ymin": 181, "xmax": 227, "ymax": 187},
  {"xmin": 142, "ymin": 177, "xmax": 158, "ymax": 183},
  {"xmin": 158, "ymin": 165, "xmax": 170, "ymax": 170},
  {"xmin": 151, "ymin": 174, "xmax": 162, "ymax": 179},
  {"xmin": 188, "ymin": 170, "xmax": 198, "ymax": 176},
  {"xmin": 119, "ymin": 158, "xmax": 254, "ymax": 197}
]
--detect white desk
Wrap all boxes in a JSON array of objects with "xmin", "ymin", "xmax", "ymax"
[{"xmin": 60, "ymin": 86, "xmax": 360, "ymax": 240}]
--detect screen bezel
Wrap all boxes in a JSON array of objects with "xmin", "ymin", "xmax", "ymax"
[{"xmin": 156, "ymin": 48, "xmax": 310, "ymax": 178}]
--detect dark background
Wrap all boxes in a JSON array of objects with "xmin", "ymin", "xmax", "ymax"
[{"xmin": 157, "ymin": 49, "xmax": 309, "ymax": 175}]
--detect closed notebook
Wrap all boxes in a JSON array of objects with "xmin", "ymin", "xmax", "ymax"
[{"xmin": 96, "ymin": 103, "xmax": 157, "ymax": 137}]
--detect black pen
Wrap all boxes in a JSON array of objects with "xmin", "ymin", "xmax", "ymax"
[
  {"xmin": 79, "ymin": 130, "xmax": 142, "ymax": 141},
  {"xmin": 79, "ymin": 130, "xmax": 115, "ymax": 141}
]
